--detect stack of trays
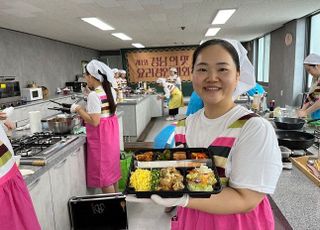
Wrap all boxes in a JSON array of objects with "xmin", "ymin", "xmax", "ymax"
[{"xmin": 124, "ymin": 148, "xmax": 222, "ymax": 198}]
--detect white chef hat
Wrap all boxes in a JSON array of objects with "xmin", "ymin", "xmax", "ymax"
[
  {"xmin": 119, "ymin": 69, "xmax": 126, "ymax": 74},
  {"xmin": 156, "ymin": 78, "xmax": 166, "ymax": 84},
  {"xmin": 304, "ymin": 53, "xmax": 320, "ymax": 65},
  {"xmin": 220, "ymin": 38, "xmax": 256, "ymax": 100},
  {"xmin": 86, "ymin": 60, "xmax": 118, "ymax": 89},
  {"xmin": 112, "ymin": 68, "xmax": 119, "ymax": 74},
  {"xmin": 169, "ymin": 67, "xmax": 177, "ymax": 73}
]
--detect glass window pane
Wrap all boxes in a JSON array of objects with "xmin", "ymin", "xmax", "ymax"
[{"xmin": 308, "ymin": 13, "xmax": 320, "ymax": 87}]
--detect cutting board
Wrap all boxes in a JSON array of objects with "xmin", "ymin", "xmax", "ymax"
[{"xmin": 290, "ymin": 156, "xmax": 320, "ymax": 187}]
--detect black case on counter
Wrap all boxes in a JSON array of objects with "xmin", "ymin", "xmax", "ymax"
[
  {"xmin": 68, "ymin": 193, "xmax": 128, "ymax": 230},
  {"xmin": 124, "ymin": 148, "xmax": 222, "ymax": 198}
]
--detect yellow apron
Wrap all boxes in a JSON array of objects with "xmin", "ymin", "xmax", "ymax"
[{"xmin": 169, "ymin": 88, "xmax": 184, "ymax": 109}]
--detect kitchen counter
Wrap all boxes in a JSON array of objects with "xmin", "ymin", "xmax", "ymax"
[{"xmin": 20, "ymin": 135, "xmax": 86, "ymax": 186}]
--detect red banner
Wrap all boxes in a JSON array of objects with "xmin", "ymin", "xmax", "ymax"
[{"xmin": 124, "ymin": 46, "xmax": 196, "ymax": 83}]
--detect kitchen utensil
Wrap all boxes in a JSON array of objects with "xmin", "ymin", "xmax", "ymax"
[
  {"xmin": 48, "ymin": 107, "xmax": 71, "ymax": 114},
  {"xmin": 49, "ymin": 99, "xmax": 72, "ymax": 108},
  {"xmin": 274, "ymin": 117, "xmax": 305, "ymax": 130},
  {"xmin": 47, "ymin": 114, "xmax": 76, "ymax": 134},
  {"xmin": 276, "ymin": 131, "xmax": 315, "ymax": 150},
  {"xmin": 306, "ymin": 159, "xmax": 320, "ymax": 178}
]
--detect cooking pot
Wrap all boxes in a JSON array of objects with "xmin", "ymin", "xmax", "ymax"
[
  {"xmin": 47, "ymin": 114, "xmax": 79, "ymax": 134},
  {"xmin": 274, "ymin": 117, "xmax": 306, "ymax": 130},
  {"xmin": 276, "ymin": 131, "xmax": 315, "ymax": 150}
]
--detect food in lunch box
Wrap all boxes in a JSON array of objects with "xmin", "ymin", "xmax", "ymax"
[
  {"xmin": 191, "ymin": 152, "xmax": 208, "ymax": 159},
  {"xmin": 158, "ymin": 167, "xmax": 184, "ymax": 191},
  {"xmin": 173, "ymin": 151, "xmax": 187, "ymax": 160},
  {"xmin": 156, "ymin": 149, "xmax": 171, "ymax": 160},
  {"xmin": 151, "ymin": 169, "xmax": 160, "ymax": 190},
  {"xmin": 129, "ymin": 169, "xmax": 151, "ymax": 191},
  {"xmin": 186, "ymin": 166, "xmax": 216, "ymax": 191},
  {"xmin": 135, "ymin": 151, "xmax": 153, "ymax": 161}
]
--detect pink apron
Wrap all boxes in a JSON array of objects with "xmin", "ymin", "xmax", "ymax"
[
  {"xmin": 0, "ymin": 141, "xmax": 40, "ymax": 230},
  {"xmin": 173, "ymin": 114, "xmax": 275, "ymax": 230},
  {"xmin": 86, "ymin": 115, "xmax": 121, "ymax": 188}
]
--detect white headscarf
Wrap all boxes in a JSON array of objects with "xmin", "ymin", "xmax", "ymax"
[
  {"xmin": 156, "ymin": 78, "xmax": 166, "ymax": 85},
  {"xmin": 119, "ymin": 69, "xmax": 126, "ymax": 74},
  {"xmin": 221, "ymin": 38, "xmax": 255, "ymax": 100},
  {"xmin": 169, "ymin": 67, "xmax": 177, "ymax": 73},
  {"xmin": 86, "ymin": 60, "xmax": 118, "ymax": 89},
  {"xmin": 112, "ymin": 68, "xmax": 119, "ymax": 74},
  {"xmin": 304, "ymin": 53, "xmax": 320, "ymax": 65}
]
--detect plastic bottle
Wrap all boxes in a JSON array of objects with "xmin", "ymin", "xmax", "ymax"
[{"xmin": 251, "ymin": 90, "xmax": 261, "ymax": 112}]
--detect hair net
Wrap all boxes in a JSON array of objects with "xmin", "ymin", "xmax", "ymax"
[
  {"xmin": 304, "ymin": 53, "xmax": 320, "ymax": 65},
  {"xmin": 169, "ymin": 67, "xmax": 177, "ymax": 73},
  {"xmin": 86, "ymin": 60, "xmax": 118, "ymax": 89},
  {"xmin": 222, "ymin": 38, "xmax": 256, "ymax": 100},
  {"xmin": 156, "ymin": 78, "xmax": 166, "ymax": 84},
  {"xmin": 112, "ymin": 68, "xmax": 119, "ymax": 74}
]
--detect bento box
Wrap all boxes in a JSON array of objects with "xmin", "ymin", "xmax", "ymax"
[{"xmin": 124, "ymin": 148, "xmax": 222, "ymax": 198}]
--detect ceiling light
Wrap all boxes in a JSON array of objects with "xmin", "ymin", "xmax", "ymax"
[
  {"xmin": 205, "ymin": 28, "xmax": 221, "ymax": 37},
  {"xmin": 211, "ymin": 9, "xmax": 236, "ymax": 24},
  {"xmin": 132, "ymin": 43, "xmax": 145, "ymax": 48},
  {"xmin": 81, "ymin": 17, "xmax": 114, "ymax": 31},
  {"xmin": 112, "ymin": 33, "xmax": 132, "ymax": 40}
]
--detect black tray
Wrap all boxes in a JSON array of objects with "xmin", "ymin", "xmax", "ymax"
[{"xmin": 124, "ymin": 148, "xmax": 222, "ymax": 198}]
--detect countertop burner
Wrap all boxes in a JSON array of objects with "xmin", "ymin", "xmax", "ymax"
[{"xmin": 11, "ymin": 131, "xmax": 79, "ymax": 163}]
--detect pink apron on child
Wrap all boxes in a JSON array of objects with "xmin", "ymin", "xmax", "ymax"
[
  {"xmin": 173, "ymin": 114, "xmax": 275, "ymax": 230},
  {"xmin": 0, "ymin": 141, "xmax": 40, "ymax": 230}
]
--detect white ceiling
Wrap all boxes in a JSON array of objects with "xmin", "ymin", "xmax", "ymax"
[{"xmin": 0, "ymin": 0, "xmax": 319, "ymax": 51}]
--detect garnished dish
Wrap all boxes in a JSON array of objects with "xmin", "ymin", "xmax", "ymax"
[
  {"xmin": 129, "ymin": 167, "xmax": 184, "ymax": 192},
  {"xmin": 186, "ymin": 166, "xmax": 217, "ymax": 191},
  {"xmin": 125, "ymin": 148, "xmax": 222, "ymax": 198},
  {"xmin": 173, "ymin": 151, "xmax": 187, "ymax": 160},
  {"xmin": 135, "ymin": 151, "xmax": 153, "ymax": 161},
  {"xmin": 191, "ymin": 152, "xmax": 208, "ymax": 159}
]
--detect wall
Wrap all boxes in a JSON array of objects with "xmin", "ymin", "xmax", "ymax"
[
  {"xmin": 0, "ymin": 28, "xmax": 98, "ymax": 97},
  {"xmin": 268, "ymin": 18, "xmax": 306, "ymax": 107}
]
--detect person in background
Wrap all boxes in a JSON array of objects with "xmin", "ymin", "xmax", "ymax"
[
  {"xmin": 112, "ymin": 68, "xmax": 121, "ymax": 89},
  {"xmin": 167, "ymin": 67, "xmax": 182, "ymax": 90},
  {"xmin": 150, "ymin": 39, "xmax": 282, "ymax": 229},
  {"xmin": 0, "ymin": 112, "xmax": 40, "ymax": 230},
  {"xmin": 297, "ymin": 53, "xmax": 320, "ymax": 119},
  {"xmin": 156, "ymin": 78, "xmax": 184, "ymax": 121},
  {"xmin": 186, "ymin": 91, "xmax": 204, "ymax": 116},
  {"xmin": 246, "ymin": 82, "xmax": 265, "ymax": 97},
  {"xmin": 71, "ymin": 60, "xmax": 121, "ymax": 193},
  {"xmin": 119, "ymin": 69, "xmax": 128, "ymax": 89}
]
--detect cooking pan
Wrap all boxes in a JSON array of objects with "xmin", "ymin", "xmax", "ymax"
[
  {"xmin": 274, "ymin": 117, "xmax": 320, "ymax": 130},
  {"xmin": 274, "ymin": 117, "xmax": 306, "ymax": 130},
  {"xmin": 276, "ymin": 131, "xmax": 315, "ymax": 150},
  {"xmin": 48, "ymin": 107, "xmax": 71, "ymax": 114}
]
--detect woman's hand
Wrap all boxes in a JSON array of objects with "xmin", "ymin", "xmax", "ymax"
[{"xmin": 297, "ymin": 109, "xmax": 308, "ymax": 118}]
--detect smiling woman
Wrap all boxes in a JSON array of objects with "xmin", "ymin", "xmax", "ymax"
[{"xmin": 149, "ymin": 39, "xmax": 282, "ymax": 230}]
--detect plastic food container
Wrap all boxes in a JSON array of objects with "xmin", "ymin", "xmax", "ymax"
[{"xmin": 124, "ymin": 148, "xmax": 222, "ymax": 198}]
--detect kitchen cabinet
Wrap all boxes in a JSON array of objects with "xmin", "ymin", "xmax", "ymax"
[
  {"xmin": 27, "ymin": 144, "xmax": 87, "ymax": 230},
  {"xmin": 49, "ymin": 157, "xmax": 72, "ymax": 230},
  {"xmin": 68, "ymin": 146, "xmax": 87, "ymax": 195},
  {"xmin": 28, "ymin": 172, "xmax": 55, "ymax": 230}
]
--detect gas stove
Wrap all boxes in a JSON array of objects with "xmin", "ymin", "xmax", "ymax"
[{"xmin": 11, "ymin": 131, "xmax": 79, "ymax": 165}]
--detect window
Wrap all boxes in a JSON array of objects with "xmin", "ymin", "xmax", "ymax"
[
  {"xmin": 307, "ymin": 13, "xmax": 320, "ymax": 87},
  {"xmin": 257, "ymin": 34, "xmax": 271, "ymax": 83}
]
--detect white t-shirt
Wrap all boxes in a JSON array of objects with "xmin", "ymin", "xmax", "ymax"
[
  {"xmin": 185, "ymin": 105, "xmax": 282, "ymax": 194},
  {"xmin": 86, "ymin": 86, "xmax": 117, "ymax": 114}
]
